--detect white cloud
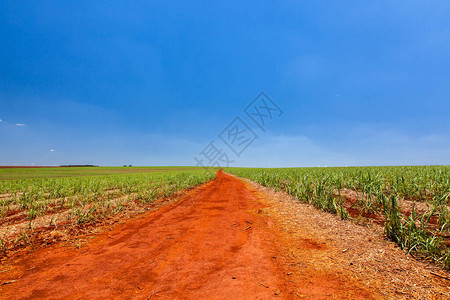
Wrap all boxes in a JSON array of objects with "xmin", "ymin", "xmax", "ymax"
[
  {"xmin": 50, "ymin": 149, "xmax": 55, "ymax": 152},
  {"xmin": 237, "ymin": 134, "xmax": 355, "ymax": 167},
  {"xmin": 340, "ymin": 126, "xmax": 450, "ymax": 166},
  {"xmin": 16, "ymin": 123, "xmax": 27, "ymax": 126},
  {"xmin": 230, "ymin": 128, "xmax": 450, "ymax": 167}
]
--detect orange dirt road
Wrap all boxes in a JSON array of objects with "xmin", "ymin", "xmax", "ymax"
[{"xmin": 0, "ymin": 171, "xmax": 374, "ymax": 299}]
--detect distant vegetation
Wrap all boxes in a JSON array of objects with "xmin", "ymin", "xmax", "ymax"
[
  {"xmin": 59, "ymin": 165, "xmax": 99, "ymax": 167},
  {"xmin": 0, "ymin": 166, "xmax": 202, "ymax": 180}
]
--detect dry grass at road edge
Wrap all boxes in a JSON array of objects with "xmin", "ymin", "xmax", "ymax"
[{"xmin": 240, "ymin": 176, "xmax": 450, "ymax": 299}]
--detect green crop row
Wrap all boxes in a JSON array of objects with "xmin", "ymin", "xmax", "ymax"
[
  {"xmin": 226, "ymin": 166, "xmax": 450, "ymax": 269},
  {"xmin": 0, "ymin": 169, "xmax": 215, "ymax": 252}
]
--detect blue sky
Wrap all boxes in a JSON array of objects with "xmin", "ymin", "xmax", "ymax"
[{"xmin": 1, "ymin": 1, "xmax": 449, "ymax": 167}]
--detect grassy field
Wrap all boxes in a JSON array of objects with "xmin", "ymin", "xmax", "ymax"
[
  {"xmin": 226, "ymin": 166, "xmax": 450, "ymax": 269},
  {"xmin": 0, "ymin": 166, "xmax": 201, "ymax": 180},
  {"xmin": 0, "ymin": 166, "xmax": 216, "ymax": 253}
]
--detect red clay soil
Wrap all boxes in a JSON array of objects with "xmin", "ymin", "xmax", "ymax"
[{"xmin": 0, "ymin": 171, "xmax": 374, "ymax": 299}]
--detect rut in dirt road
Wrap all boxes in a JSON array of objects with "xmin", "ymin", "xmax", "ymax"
[{"xmin": 0, "ymin": 171, "xmax": 290, "ymax": 299}]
